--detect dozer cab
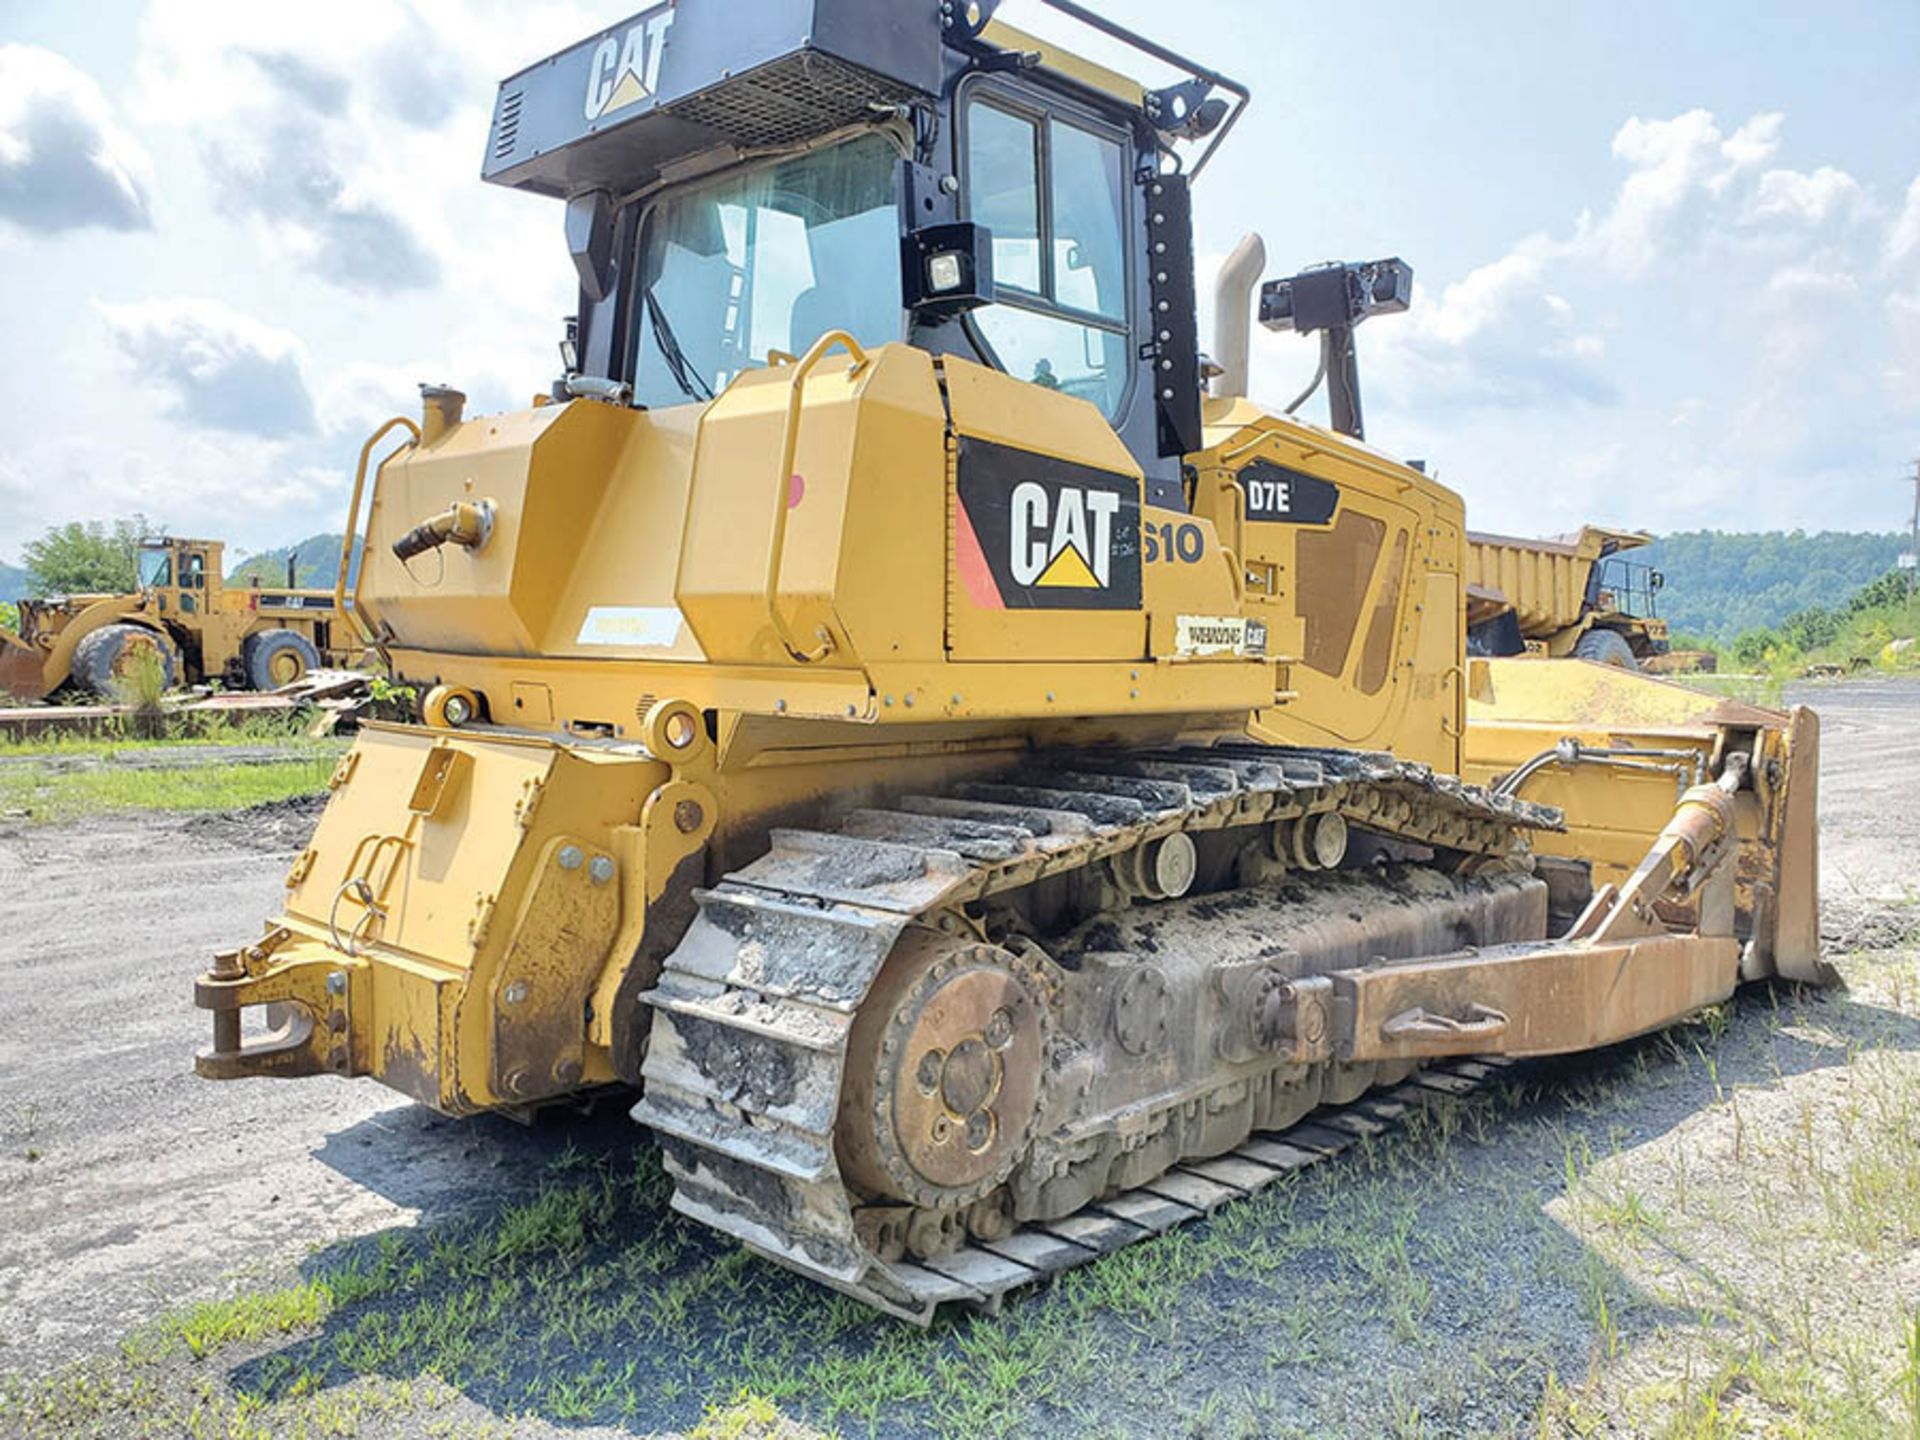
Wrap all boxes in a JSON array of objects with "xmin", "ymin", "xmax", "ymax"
[
  {"xmin": 0, "ymin": 535, "xmax": 354, "ymax": 702},
  {"xmin": 195, "ymin": 0, "xmax": 1822, "ymax": 1321}
]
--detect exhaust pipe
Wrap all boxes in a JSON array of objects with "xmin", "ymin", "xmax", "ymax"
[
  {"xmin": 1211, "ymin": 232, "xmax": 1266, "ymax": 400},
  {"xmin": 419, "ymin": 384, "xmax": 467, "ymax": 446}
]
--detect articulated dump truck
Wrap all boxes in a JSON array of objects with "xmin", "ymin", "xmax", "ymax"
[{"xmin": 194, "ymin": 0, "xmax": 1823, "ymax": 1321}]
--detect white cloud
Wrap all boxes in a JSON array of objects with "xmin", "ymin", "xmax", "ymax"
[
  {"xmin": 1888, "ymin": 290, "xmax": 1920, "ymax": 411},
  {"xmin": 1886, "ymin": 177, "xmax": 1920, "ymax": 270},
  {"xmin": 1716, "ymin": 113, "xmax": 1784, "ymax": 175},
  {"xmin": 1303, "ymin": 106, "xmax": 1920, "ymax": 535},
  {"xmin": 1749, "ymin": 166, "xmax": 1864, "ymax": 225},
  {"xmin": 203, "ymin": 119, "xmax": 440, "ymax": 295},
  {"xmin": 1571, "ymin": 110, "xmax": 1778, "ymax": 275},
  {"xmin": 242, "ymin": 50, "xmax": 351, "ymax": 117},
  {"xmin": 1316, "ymin": 108, "xmax": 1832, "ymax": 426},
  {"xmin": 96, "ymin": 298, "xmax": 317, "ymax": 437},
  {"xmin": 130, "ymin": 2, "xmax": 473, "ymax": 295},
  {"xmin": 1412, "ymin": 244, "xmax": 1552, "ymax": 346},
  {"xmin": 1765, "ymin": 264, "xmax": 1857, "ymax": 296},
  {"xmin": 0, "ymin": 429, "xmax": 338, "ymax": 557},
  {"xmin": 0, "ymin": 45, "xmax": 153, "ymax": 234}
]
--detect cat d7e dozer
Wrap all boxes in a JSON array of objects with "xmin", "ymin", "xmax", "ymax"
[{"xmin": 195, "ymin": 0, "xmax": 1822, "ymax": 1321}]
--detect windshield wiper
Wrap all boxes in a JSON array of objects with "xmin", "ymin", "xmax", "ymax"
[{"xmin": 641, "ymin": 287, "xmax": 715, "ymax": 403}]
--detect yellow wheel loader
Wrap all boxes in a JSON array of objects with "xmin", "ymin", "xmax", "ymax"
[
  {"xmin": 0, "ymin": 536, "xmax": 354, "ymax": 702},
  {"xmin": 194, "ymin": 0, "xmax": 1823, "ymax": 1322}
]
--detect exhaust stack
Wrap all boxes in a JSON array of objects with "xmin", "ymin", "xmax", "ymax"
[{"xmin": 1210, "ymin": 232, "xmax": 1266, "ymax": 400}]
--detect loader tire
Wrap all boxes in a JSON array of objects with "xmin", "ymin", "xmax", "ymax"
[
  {"xmin": 243, "ymin": 629, "xmax": 321, "ymax": 691},
  {"xmin": 1572, "ymin": 627, "xmax": 1638, "ymax": 669},
  {"xmin": 71, "ymin": 623, "xmax": 180, "ymax": 697}
]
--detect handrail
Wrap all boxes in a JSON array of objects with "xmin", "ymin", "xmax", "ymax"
[
  {"xmin": 336, "ymin": 417, "xmax": 422, "ymax": 645},
  {"xmin": 1027, "ymin": 0, "xmax": 1250, "ymax": 179},
  {"xmin": 765, "ymin": 331, "xmax": 869, "ymax": 663}
]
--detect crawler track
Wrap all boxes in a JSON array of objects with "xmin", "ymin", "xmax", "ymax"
[
  {"xmin": 793, "ymin": 1056, "xmax": 1511, "ymax": 1320},
  {"xmin": 636, "ymin": 744, "xmax": 1558, "ymax": 1322}
]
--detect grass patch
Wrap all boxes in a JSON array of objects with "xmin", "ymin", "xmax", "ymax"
[
  {"xmin": 0, "ymin": 748, "xmax": 340, "ymax": 822},
  {"xmin": 1541, "ymin": 958, "xmax": 1920, "ymax": 1436},
  {"xmin": 0, "ymin": 709, "xmax": 317, "ymax": 758},
  {"xmin": 0, "ymin": 1038, "xmax": 1691, "ymax": 1439}
]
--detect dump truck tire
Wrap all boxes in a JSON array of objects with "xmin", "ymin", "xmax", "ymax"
[
  {"xmin": 243, "ymin": 629, "xmax": 322, "ymax": 691},
  {"xmin": 1572, "ymin": 627, "xmax": 1637, "ymax": 669},
  {"xmin": 70, "ymin": 623, "xmax": 180, "ymax": 697}
]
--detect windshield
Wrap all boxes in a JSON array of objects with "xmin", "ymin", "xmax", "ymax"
[
  {"xmin": 629, "ymin": 133, "xmax": 902, "ymax": 408},
  {"xmin": 137, "ymin": 547, "xmax": 172, "ymax": 588}
]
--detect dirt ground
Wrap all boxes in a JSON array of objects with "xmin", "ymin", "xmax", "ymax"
[
  {"xmin": 0, "ymin": 678, "xmax": 1916, "ymax": 1437},
  {"xmin": 0, "ymin": 799, "xmax": 564, "ymax": 1370}
]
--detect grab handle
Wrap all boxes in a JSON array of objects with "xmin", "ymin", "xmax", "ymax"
[
  {"xmin": 765, "ymin": 332, "xmax": 869, "ymax": 662},
  {"xmin": 336, "ymin": 417, "xmax": 422, "ymax": 645}
]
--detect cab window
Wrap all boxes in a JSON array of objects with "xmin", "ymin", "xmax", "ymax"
[{"xmin": 965, "ymin": 95, "xmax": 1131, "ymax": 418}]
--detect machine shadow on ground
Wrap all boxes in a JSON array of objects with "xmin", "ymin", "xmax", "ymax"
[{"xmin": 209, "ymin": 976, "xmax": 1918, "ymax": 1438}]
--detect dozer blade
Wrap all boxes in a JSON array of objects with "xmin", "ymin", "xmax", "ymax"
[{"xmin": 1463, "ymin": 656, "xmax": 1829, "ymax": 985}]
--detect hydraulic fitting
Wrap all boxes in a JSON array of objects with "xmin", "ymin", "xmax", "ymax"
[{"xmin": 393, "ymin": 499, "xmax": 495, "ymax": 562}]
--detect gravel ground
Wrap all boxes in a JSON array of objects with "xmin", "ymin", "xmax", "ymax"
[
  {"xmin": 0, "ymin": 678, "xmax": 1914, "ymax": 1437},
  {"xmin": 0, "ymin": 800, "xmax": 576, "ymax": 1375}
]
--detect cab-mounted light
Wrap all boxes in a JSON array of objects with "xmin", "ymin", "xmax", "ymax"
[
  {"xmin": 903, "ymin": 221, "xmax": 996, "ymax": 319},
  {"xmin": 926, "ymin": 252, "xmax": 965, "ymax": 294}
]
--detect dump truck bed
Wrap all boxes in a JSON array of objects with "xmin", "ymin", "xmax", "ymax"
[{"xmin": 1464, "ymin": 525, "xmax": 1650, "ymax": 636}]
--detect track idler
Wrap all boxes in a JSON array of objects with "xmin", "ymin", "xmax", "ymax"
[{"xmin": 837, "ymin": 930, "xmax": 1054, "ymax": 1260}]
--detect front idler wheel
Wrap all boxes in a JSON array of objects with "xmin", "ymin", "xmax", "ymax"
[{"xmin": 837, "ymin": 930, "xmax": 1052, "ymax": 1253}]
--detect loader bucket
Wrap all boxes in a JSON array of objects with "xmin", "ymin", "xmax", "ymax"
[
  {"xmin": 0, "ymin": 629, "xmax": 48, "ymax": 703},
  {"xmin": 1463, "ymin": 658, "xmax": 1829, "ymax": 985}
]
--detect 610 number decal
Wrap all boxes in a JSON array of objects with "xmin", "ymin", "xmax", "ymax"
[{"xmin": 1144, "ymin": 520, "xmax": 1204, "ymax": 564}]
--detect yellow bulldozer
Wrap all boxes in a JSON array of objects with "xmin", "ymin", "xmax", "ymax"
[
  {"xmin": 0, "ymin": 535, "xmax": 353, "ymax": 703},
  {"xmin": 193, "ymin": 0, "xmax": 1822, "ymax": 1322}
]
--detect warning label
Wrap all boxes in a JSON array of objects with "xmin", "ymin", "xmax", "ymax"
[{"xmin": 1174, "ymin": 615, "xmax": 1267, "ymax": 657}]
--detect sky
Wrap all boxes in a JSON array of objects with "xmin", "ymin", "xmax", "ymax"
[{"xmin": 0, "ymin": 0, "xmax": 1916, "ymax": 567}]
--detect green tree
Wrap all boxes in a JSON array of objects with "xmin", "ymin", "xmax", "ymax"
[
  {"xmin": 1779, "ymin": 604, "xmax": 1839, "ymax": 653},
  {"xmin": 0, "ymin": 600, "xmax": 17, "ymax": 633},
  {"xmin": 1731, "ymin": 628, "xmax": 1777, "ymax": 669},
  {"xmin": 21, "ymin": 516, "xmax": 154, "ymax": 597},
  {"xmin": 1846, "ymin": 568, "xmax": 1911, "ymax": 616}
]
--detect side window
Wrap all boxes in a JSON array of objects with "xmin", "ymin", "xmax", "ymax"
[
  {"xmin": 966, "ymin": 96, "xmax": 1131, "ymax": 419},
  {"xmin": 1049, "ymin": 121, "xmax": 1126, "ymax": 322},
  {"xmin": 969, "ymin": 105, "xmax": 1041, "ymax": 293}
]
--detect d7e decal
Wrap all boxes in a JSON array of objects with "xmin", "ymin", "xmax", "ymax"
[{"xmin": 1237, "ymin": 460, "xmax": 1340, "ymax": 525}]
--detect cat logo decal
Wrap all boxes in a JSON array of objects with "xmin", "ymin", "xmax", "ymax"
[
  {"xmin": 583, "ymin": 5, "xmax": 676, "ymax": 122},
  {"xmin": 954, "ymin": 438, "xmax": 1141, "ymax": 611}
]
